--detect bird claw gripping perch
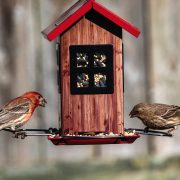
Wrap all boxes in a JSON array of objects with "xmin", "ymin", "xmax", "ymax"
[
  {"xmin": 125, "ymin": 128, "xmax": 173, "ymax": 137},
  {"xmin": 14, "ymin": 131, "xmax": 26, "ymax": 139},
  {"xmin": 3, "ymin": 128, "xmax": 59, "ymax": 139}
]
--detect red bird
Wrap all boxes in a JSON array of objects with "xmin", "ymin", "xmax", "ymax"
[{"xmin": 0, "ymin": 91, "xmax": 47, "ymax": 131}]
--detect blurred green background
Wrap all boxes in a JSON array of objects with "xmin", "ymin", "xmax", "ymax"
[{"xmin": 0, "ymin": 0, "xmax": 180, "ymax": 179}]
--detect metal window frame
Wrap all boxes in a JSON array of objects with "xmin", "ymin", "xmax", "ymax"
[{"xmin": 70, "ymin": 44, "xmax": 114, "ymax": 94}]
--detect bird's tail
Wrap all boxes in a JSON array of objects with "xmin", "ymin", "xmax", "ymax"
[{"xmin": 165, "ymin": 118, "xmax": 180, "ymax": 128}]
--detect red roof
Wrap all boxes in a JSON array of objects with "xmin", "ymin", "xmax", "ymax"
[{"xmin": 42, "ymin": 0, "xmax": 141, "ymax": 41}]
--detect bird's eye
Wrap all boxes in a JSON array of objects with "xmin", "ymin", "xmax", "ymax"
[{"xmin": 38, "ymin": 95, "xmax": 42, "ymax": 99}]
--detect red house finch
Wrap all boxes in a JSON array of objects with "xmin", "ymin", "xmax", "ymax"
[
  {"xmin": 0, "ymin": 91, "xmax": 47, "ymax": 131},
  {"xmin": 129, "ymin": 103, "xmax": 180, "ymax": 134}
]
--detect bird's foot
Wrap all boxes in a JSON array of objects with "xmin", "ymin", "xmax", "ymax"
[
  {"xmin": 167, "ymin": 126, "xmax": 177, "ymax": 137},
  {"xmin": 167, "ymin": 132, "xmax": 173, "ymax": 137},
  {"xmin": 144, "ymin": 127, "xmax": 149, "ymax": 133},
  {"xmin": 167, "ymin": 129, "xmax": 174, "ymax": 137},
  {"xmin": 14, "ymin": 130, "xmax": 26, "ymax": 139}
]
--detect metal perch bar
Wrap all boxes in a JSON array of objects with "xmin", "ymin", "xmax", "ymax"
[
  {"xmin": 126, "ymin": 128, "xmax": 173, "ymax": 137},
  {"xmin": 3, "ymin": 128, "xmax": 59, "ymax": 139}
]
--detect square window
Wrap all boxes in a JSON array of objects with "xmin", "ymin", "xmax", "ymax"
[
  {"xmin": 94, "ymin": 73, "xmax": 107, "ymax": 87},
  {"xmin": 70, "ymin": 45, "xmax": 114, "ymax": 94},
  {"xmin": 94, "ymin": 53, "xmax": 106, "ymax": 67},
  {"xmin": 77, "ymin": 73, "xmax": 89, "ymax": 88},
  {"xmin": 76, "ymin": 53, "xmax": 89, "ymax": 68}
]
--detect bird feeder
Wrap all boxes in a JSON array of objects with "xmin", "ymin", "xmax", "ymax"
[{"xmin": 41, "ymin": 0, "xmax": 141, "ymax": 145}]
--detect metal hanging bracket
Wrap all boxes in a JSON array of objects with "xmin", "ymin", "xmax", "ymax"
[
  {"xmin": 3, "ymin": 128, "xmax": 60, "ymax": 139},
  {"xmin": 125, "ymin": 128, "xmax": 173, "ymax": 137}
]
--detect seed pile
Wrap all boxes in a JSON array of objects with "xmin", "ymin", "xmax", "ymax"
[{"xmin": 65, "ymin": 130, "xmax": 136, "ymax": 137}]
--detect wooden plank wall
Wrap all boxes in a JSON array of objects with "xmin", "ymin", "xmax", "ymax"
[{"xmin": 60, "ymin": 17, "xmax": 124, "ymax": 134}]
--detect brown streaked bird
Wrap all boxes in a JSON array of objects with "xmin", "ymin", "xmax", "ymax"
[{"xmin": 129, "ymin": 103, "xmax": 180, "ymax": 134}]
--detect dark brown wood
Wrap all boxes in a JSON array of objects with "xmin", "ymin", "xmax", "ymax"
[{"xmin": 60, "ymin": 17, "xmax": 123, "ymax": 134}]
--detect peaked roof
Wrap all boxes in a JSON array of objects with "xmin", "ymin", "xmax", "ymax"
[{"xmin": 42, "ymin": 0, "xmax": 141, "ymax": 41}]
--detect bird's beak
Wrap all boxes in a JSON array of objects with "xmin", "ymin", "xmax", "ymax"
[
  {"xmin": 40, "ymin": 98, "xmax": 47, "ymax": 107},
  {"xmin": 129, "ymin": 111, "xmax": 136, "ymax": 118}
]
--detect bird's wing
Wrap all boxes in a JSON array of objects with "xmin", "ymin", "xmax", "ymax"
[
  {"xmin": 0, "ymin": 98, "xmax": 31, "ymax": 125},
  {"xmin": 160, "ymin": 105, "xmax": 180, "ymax": 119}
]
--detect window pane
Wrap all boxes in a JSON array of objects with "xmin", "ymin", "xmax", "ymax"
[
  {"xmin": 94, "ymin": 53, "xmax": 106, "ymax": 67},
  {"xmin": 76, "ymin": 53, "xmax": 89, "ymax": 67},
  {"xmin": 77, "ymin": 73, "xmax": 89, "ymax": 88},
  {"xmin": 94, "ymin": 73, "xmax": 107, "ymax": 87}
]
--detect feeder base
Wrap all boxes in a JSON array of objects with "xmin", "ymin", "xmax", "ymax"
[{"xmin": 48, "ymin": 135, "xmax": 140, "ymax": 145}]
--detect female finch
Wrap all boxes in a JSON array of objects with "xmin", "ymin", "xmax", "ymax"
[
  {"xmin": 129, "ymin": 103, "xmax": 180, "ymax": 134},
  {"xmin": 0, "ymin": 91, "xmax": 47, "ymax": 131}
]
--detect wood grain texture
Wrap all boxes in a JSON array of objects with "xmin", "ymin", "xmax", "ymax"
[{"xmin": 60, "ymin": 17, "xmax": 123, "ymax": 134}]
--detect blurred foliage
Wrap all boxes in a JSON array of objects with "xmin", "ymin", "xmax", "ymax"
[{"xmin": 1, "ymin": 156, "xmax": 180, "ymax": 180}]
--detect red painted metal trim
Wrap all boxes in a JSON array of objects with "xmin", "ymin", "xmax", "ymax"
[
  {"xmin": 46, "ymin": 1, "xmax": 93, "ymax": 41},
  {"xmin": 48, "ymin": 135, "xmax": 140, "ymax": 145},
  {"xmin": 92, "ymin": 1, "xmax": 140, "ymax": 38},
  {"xmin": 42, "ymin": 0, "xmax": 140, "ymax": 41}
]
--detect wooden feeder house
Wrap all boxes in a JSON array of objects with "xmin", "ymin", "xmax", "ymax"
[{"xmin": 42, "ymin": 0, "xmax": 141, "ymax": 145}]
